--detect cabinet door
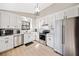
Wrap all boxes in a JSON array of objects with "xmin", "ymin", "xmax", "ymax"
[
  {"xmin": 55, "ymin": 11, "xmax": 64, "ymax": 20},
  {"xmin": 24, "ymin": 34, "xmax": 28, "ymax": 44},
  {"xmin": 65, "ymin": 6, "xmax": 79, "ymax": 18},
  {"xmin": 18, "ymin": 17, "xmax": 22, "ymax": 29},
  {"xmin": 18, "ymin": 35, "xmax": 22, "ymax": 45},
  {"xmin": 28, "ymin": 34, "xmax": 33, "ymax": 42},
  {"xmin": 0, "ymin": 12, "xmax": 10, "ymax": 28},
  {"xmin": 16, "ymin": 16, "xmax": 21, "ymax": 29},
  {"xmin": 0, "ymin": 36, "xmax": 13, "ymax": 52},
  {"xmin": 0, "ymin": 38, "xmax": 5, "ymax": 52},
  {"xmin": 32, "ymin": 32, "xmax": 39, "ymax": 41},
  {"xmin": 9, "ymin": 13, "xmax": 16, "ymax": 28},
  {"xmin": 3, "ymin": 36, "xmax": 13, "ymax": 51},
  {"xmin": 54, "ymin": 20, "xmax": 63, "ymax": 54},
  {"xmin": 46, "ymin": 36, "xmax": 53, "ymax": 48},
  {"xmin": 7, "ymin": 36, "xmax": 14, "ymax": 49},
  {"xmin": 46, "ymin": 37, "xmax": 51, "ymax": 47}
]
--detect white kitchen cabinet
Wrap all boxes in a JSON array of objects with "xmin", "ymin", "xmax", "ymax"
[
  {"xmin": 0, "ymin": 11, "xmax": 22, "ymax": 29},
  {"xmin": 32, "ymin": 32, "xmax": 39, "ymax": 41},
  {"xmin": 54, "ymin": 20, "xmax": 63, "ymax": 54},
  {"xmin": 9, "ymin": 14, "xmax": 22, "ymax": 29},
  {"xmin": 16, "ymin": 15, "xmax": 22, "ymax": 29},
  {"xmin": 9, "ymin": 13, "xmax": 16, "ymax": 28},
  {"xmin": 35, "ymin": 32, "xmax": 39, "ymax": 41},
  {"xmin": 55, "ymin": 11, "xmax": 64, "ymax": 20},
  {"xmin": 24, "ymin": 33, "xmax": 33, "ymax": 44},
  {"xmin": 0, "ymin": 35, "xmax": 13, "ymax": 52},
  {"xmin": 46, "ymin": 34, "xmax": 53, "ymax": 48},
  {"xmin": 24, "ymin": 33, "xmax": 28, "ymax": 44},
  {"xmin": 0, "ymin": 11, "xmax": 10, "ymax": 28},
  {"xmin": 64, "ymin": 6, "xmax": 79, "ymax": 18},
  {"xmin": 7, "ymin": 35, "xmax": 14, "ymax": 49},
  {"xmin": 10, "ymin": 14, "xmax": 21, "ymax": 29}
]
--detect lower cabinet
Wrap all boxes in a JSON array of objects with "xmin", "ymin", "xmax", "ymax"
[
  {"xmin": 35, "ymin": 32, "xmax": 39, "ymax": 41},
  {"xmin": 46, "ymin": 34, "xmax": 53, "ymax": 48},
  {"xmin": 0, "ymin": 35, "xmax": 13, "ymax": 52},
  {"xmin": 24, "ymin": 33, "xmax": 33, "ymax": 44}
]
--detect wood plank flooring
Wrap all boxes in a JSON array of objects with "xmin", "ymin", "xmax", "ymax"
[{"xmin": 0, "ymin": 41, "xmax": 60, "ymax": 56}]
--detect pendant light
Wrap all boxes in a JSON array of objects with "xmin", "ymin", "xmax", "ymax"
[{"xmin": 34, "ymin": 3, "xmax": 40, "ymax": 16}]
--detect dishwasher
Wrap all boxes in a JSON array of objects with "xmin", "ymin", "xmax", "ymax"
[{"xmin": 14, "ymin": 34, "xmax": 23, "ymax": 47}]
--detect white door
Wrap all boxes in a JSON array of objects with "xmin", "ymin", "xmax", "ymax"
[{"xmin": 54, "ymin": 20, "xmax": 63, "ymax": 54}]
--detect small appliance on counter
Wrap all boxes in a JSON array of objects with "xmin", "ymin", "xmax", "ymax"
[
  {"xmin": 13, "ymin": 29, "xmax": 20, "ymax": 34},
  {"xmin": 0, "ymin": 28, "xmax": 13, "ymax": 36}
]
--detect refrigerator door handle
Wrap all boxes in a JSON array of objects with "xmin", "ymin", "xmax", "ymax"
[{"xmin": 62, "ymin": 20, "xmax": 65, "ymax": 44}]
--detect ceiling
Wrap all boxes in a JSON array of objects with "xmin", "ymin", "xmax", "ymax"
[{"xmin": 0, "ymin": 3, "xmax": 52, "ymax": 14}]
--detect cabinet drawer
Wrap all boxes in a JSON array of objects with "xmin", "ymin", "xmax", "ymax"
[
  {"xmin": 46, "ymin": 36, "xmax": 53, "ymax": 48},
  {"xmin": 0, "ymin": 36, "xmax": 13, "ymax": 52},
  {"xmin": 0, "ymin": 38, "xmax": 9, "ymax": 52}
]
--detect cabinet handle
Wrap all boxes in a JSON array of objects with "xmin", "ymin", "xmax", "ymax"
[
  {"xmin": 28, "ymin": 36, "xmax": 30, "ymax": 37},
  {"xmin": 5, "ymin": 40, "xmax": 8, "ymax": 43},
  {"xmin": 49, "ymin": 38, "xmax": 51, "ymax": 40},
  {"xmin": 7, "ymin": 25, "xmax": 9, "ymax": 27},
  {"xmin": 64, "ymin": 16, "xmax": 67, "ymax": 20},
  {"xmin": 62, "ymin": 20, "xmax": 65, "ymax": 44}
]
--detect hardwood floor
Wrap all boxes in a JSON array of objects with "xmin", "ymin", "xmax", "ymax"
[{"xmin": 0, "ymin": 41, "xmax": 60, "ymax": 56}]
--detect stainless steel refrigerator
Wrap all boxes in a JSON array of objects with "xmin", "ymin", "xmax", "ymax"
[{"xmin": 62, "ymin": 17, "xmax": 79, "ymax": 56}]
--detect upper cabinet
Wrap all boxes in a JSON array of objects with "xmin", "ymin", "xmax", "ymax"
[
  {"xmin": 0, "ymin": 11, "xmax": 10, "ymax": 28},
  {"xmin": 55, "ymin": 6, "xmax": 79, "ymax": 20},
  {"xmin": 16, "ymin": 15, "xmax": 22, "ymax": 29},
  {"xmin": 55, "ymin": 11, "xmax": 65, "ymax": 20},
  {"xmin": 64, "ymin": 6, "xmax": 79, "ymax": 18},
  {"xmin": 9, "ymin": 13, "xmax": 17, "ymax": 28},
  {"xmin": 0, "ymin": 11, "xmax": 22, "ymax": 29}
]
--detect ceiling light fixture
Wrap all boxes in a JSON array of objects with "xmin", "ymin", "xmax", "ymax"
[{"xmin": 34, "ymin": 3, "xmax": 40, "ymax": 16}]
